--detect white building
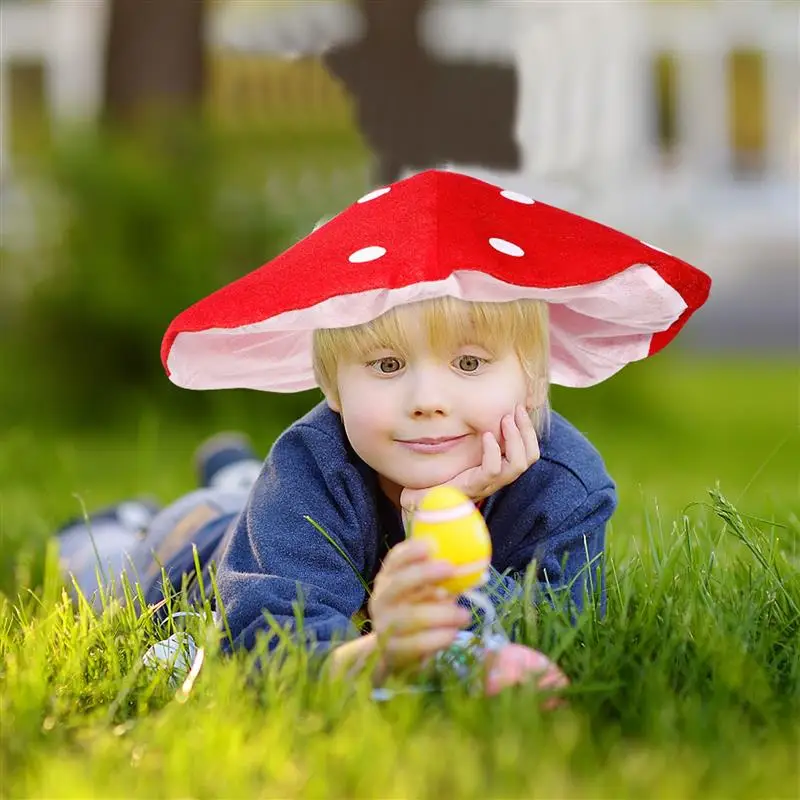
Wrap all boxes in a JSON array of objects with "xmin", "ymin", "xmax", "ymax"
[{"xmin": 1, "ymin": 0, "xmax": 797, "ymax": 345}]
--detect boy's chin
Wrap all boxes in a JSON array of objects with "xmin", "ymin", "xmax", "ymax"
[{"xmin": 395, "ymin": 465, "xmax": 469, "ymax": 493}]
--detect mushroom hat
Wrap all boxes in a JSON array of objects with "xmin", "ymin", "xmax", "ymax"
[{"xmin": 162, "ymin": 169, "xmax": 711, "ymax": 392}]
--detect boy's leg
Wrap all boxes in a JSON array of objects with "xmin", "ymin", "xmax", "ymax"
[
  {"xmin": 56, "ymin": 432, "xmax": 263, "ymax": 607},
  {"xmin": 133, "ymin": 486, "xmax": 249, "ymax": 592},
  {"xmin": 56, "ymin": 498, "xmax": 161, "ymax": 605},
  {"xmin": 194, "ymin": 432, "xmax": 263, "ymax": 493}
]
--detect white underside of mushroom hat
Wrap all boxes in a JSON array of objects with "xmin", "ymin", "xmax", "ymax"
[{"xmin": 166, "ymin": 264, "xmax": 687, "ymax": 392}]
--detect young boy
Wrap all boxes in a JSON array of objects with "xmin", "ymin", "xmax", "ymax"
[
  {"xmin": 58, "ymin": 169, "xmax": 710, "ymax": 695},
  {"xmin": 216, "ymin": 294, "xmax": 616, "ymax": 690}
]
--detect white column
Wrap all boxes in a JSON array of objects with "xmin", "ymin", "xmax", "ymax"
[
  {"xmin": 557, "ymin": 4, "xmax": 615, "ymax": 181},
  {"xmin": 766, "ymin": 52, "xmax": 800, "ymax": 180},
  {"xmin": 514, "ymin": 2, "xmax": 566, "ymax": 180},
  {"xmin": 580, "ymin": 4, "xmax": 640, "ymax": 185},
  {"xmin": 516, "ymin": 3, "xmax": 655, "ymax": 182},
  {"xmin": 0, "ymin": 62, "xmax": 9, "ymax": 180},
  {"xmin": 48, "ymin": 0, "xmax": 109, "ymax": 125},
  {"xmin": 675, "ymin": 41, "xmax": 730, "ymax": 180}
]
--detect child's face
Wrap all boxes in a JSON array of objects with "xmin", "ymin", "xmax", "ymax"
[{"xmin": 325, "ymin": 307, "xmax": 538, "ymax": 507}]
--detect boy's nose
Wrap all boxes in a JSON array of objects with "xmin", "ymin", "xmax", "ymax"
[
  {"xmin": 411, "ymin": 401, "xmax": 449, "ymax": 418},
  {"xmin": 406, "ymin": 370, "xmax": 452, "ymax": 417}
]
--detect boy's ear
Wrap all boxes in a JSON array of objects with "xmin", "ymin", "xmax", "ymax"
[
  {"xmin": 525, "ymin": 376, "xmax": 548, "ymax": 411},
  {"xmin": 321, "ymin": 387, "xmax": 341, "ymax": 414}
]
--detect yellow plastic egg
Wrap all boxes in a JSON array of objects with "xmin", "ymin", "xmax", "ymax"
[{"xmin": 410, "ymin": 486, "xmax": 492, "ymax": 595}]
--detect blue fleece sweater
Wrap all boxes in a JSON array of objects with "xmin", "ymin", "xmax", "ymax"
[{"xmin": 213, "ymin": 401, "xmax": 617, "ymax": 655}]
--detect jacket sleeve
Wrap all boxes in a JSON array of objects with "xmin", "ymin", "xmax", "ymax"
[
  {"xmin": 214, "ymin": 424, "xmax": 373, "ymax": 657},
  {"xmin": 520, "ymin": 484, "xmax": 616, "ymax": 614},
  {"xmin": 461, "ymin": 481, "xmax": 617, "ymax": 626}
]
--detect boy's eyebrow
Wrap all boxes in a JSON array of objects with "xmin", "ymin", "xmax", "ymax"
[
  {"xmin": 364, "ymin": 339, "xmax": 401, "ymax": 351},
  {"xmin": 442, "ymin": 335, "xmax": 496, "ymax": 350},
  {"xmin": 358, "ymin": 342, "xmax": 405, "ymax": 357}
]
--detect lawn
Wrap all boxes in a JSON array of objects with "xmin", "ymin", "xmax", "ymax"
[{"xmin": 1, "ymin": 356, "xmax": 798, "ymax": 798}]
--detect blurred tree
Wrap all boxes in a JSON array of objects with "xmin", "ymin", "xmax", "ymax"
[
  {"xmin": 727, "ymin": 49, "xmax": 766, "ymax": 176},
  {"xmin": 653, "ymin": 52, "xmax": 678, "ymax": 162},
  {"xmin": 323, "ymin": 0, "xmax": 519, "ymax": 184},
  {"xmin": 103, "ymin": 0, "xmax": 206, "ymax": 125}
]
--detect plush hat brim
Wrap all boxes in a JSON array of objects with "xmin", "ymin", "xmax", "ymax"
[{"xmin": 162, "ymin": 170, "xmax": 711, "ymax": 391}]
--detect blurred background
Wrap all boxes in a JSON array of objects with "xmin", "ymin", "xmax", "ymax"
[{"xmin": 0, "ymin": 0, "xmax": 797, "ymax": 592}]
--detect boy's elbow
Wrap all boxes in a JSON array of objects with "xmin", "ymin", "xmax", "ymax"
[{"xmin": 535, "ymin": 529, "xmax": 607, "ymax": 619}]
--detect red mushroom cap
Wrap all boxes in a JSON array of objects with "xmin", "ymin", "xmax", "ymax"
[{"xmin": 162, "ymin": 169, "xmax": 711, "ymax": 391}]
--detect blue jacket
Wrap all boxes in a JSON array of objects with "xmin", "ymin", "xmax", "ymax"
[{"xmin": 213, "ymin": 401, "xmax": 617, "ymax": 655}]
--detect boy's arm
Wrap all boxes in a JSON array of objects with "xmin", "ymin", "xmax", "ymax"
[
  {"xmin": 328, "ymin": 631, "xmax": 377, "ymax": 673},
  {"xmin": 464, "ymin": 482, "xmax": 617, "ymax": 624},
  {"xmin": 327, "ymin": 633, "xmax": 406, "ymax": 687},
  {"xmin": 215, "ymin": 424, "xmax": 373, "ymax": 657},
  {"xmin": 512, "ymin": 484, "xmax": 614, "ymax": 610}
]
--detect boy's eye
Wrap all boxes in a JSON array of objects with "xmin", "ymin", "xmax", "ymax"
[
  {"xmin": 369, "ymin": 357, "xmax": 403, "ymax": 374},
  {"xmin": 455, "ymin": 355, "xmax": 484, "ymax": 372}
]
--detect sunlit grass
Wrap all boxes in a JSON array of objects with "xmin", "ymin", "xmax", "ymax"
[
  {"xmin": 1, "ymin": 357, "xmax": 798, "ymax": 797},
  {"xmin": 2, "ymin": 489, "xmax": 797, "ymax": 798}
]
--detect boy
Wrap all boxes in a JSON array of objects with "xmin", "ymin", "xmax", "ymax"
[
  {"xmin": 211, "ymin": 294, "xmax": 614, "ymax": 692},
  {"xmin": 58, "ymin": 169, "xmax": 710, "ymax": 695}
]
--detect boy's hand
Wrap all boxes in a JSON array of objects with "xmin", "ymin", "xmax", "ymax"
[
  {"xmin": 368, "ymin": 539, "xmax": 473, "ymax": 679},
  {"xmin": 401, "ymin": 404, "xmax": 540, "ymax": 514},
  {"xmin": 484, "ymin": 644, "xmax": 569, "ymax": 706}
]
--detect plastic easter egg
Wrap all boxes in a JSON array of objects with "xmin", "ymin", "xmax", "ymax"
[{"xmin": 410, "ymin": 486, "xmax": 491, "ymax": 594}]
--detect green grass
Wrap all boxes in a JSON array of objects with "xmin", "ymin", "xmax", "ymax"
[{"xmin": 1, "ymin": 357, "xmax": 798, "ymax": 798}]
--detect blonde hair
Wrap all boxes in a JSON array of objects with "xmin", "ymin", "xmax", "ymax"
[{"xmin": 312, "ymin": 296, "xmax": 551, "ymax": 438}]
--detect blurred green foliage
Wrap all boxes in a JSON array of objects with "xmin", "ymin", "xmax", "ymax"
[
  {"xmin": 2, "ymin": 122, "xmax": 795, "ymax": 460},
  {"xmin": 2, "ymin": 123, "xmax": 334, "ymax": 428}
]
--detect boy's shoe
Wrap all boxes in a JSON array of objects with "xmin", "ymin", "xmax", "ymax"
[
  {"xmin": 194, "ymin": 431, "xmax": 262, "ymax": 492},
  {"xmin": 56, "ymin": 497, "xmax": 161, "ymax": 540},
  {"xmin": 55, "ymin": 497, "xmax": 162, "ymax": 605}
]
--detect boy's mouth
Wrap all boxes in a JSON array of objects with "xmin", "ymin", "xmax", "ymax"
[{"xmin": 397, "ymin": 435, "xmax": 468, "ymax": 453}]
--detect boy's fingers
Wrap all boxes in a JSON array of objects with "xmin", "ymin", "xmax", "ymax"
[
  {"xmin": 517, "ymin": 404, "xmax": 541, "ymax": 463},
  {"xmin": 382, "ymin": 627, "xmax": 461, "ymax": 663},
  {"xmin": 448, "ymin": 558, "xmax": 491, "ymax": 579},
  {"xmin": 405, "ymin": 584, "xmax": 451, "ymax": 604},
  {"xmin": 541, "ymin": 696, "xmax": 568, "ymax": 712},
  {"xmin": 376, "ymin": 560, "xmax": 456, "ymax": 603},
  {"xmin": 482, "ymin": 431, "xmax": 503, "ymax": 477},
  {"xmin": 399, "ymin": 488, "xmax": 422, "ymax": 515},
  {"xmin": 536, "ymin": 666, "xmax": 569, "ymax": 692},
  {"xmin": 382, "ymin": 538, "xmax": 432, "ymax": 571},
  {"xmin": 503, "ymin": 410, "xmax": 527, "ymax": 473},
  {"xmin": 381, "ymin": 602, "xmax": 471, "ymax": 635}
]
